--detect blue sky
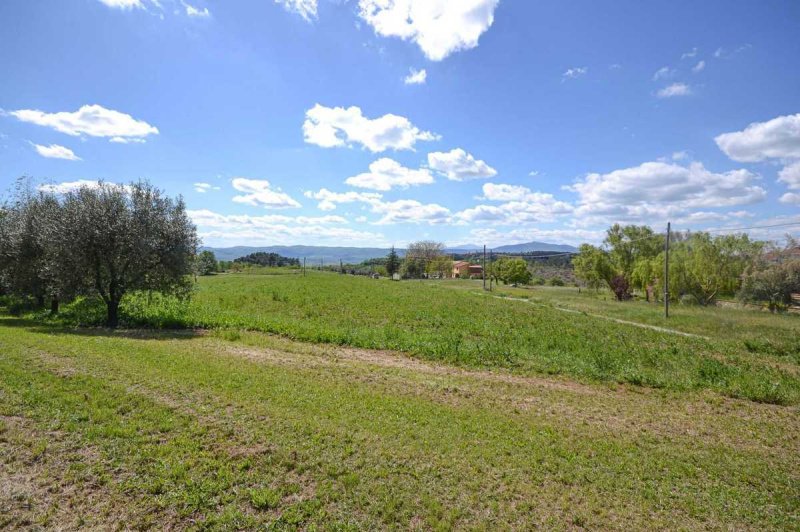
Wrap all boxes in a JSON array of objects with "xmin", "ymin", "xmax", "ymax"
[{"xmin": 1, "ymin": 0, "xmax": 799, "ymax": 248}]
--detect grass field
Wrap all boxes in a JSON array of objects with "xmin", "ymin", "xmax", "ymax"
[
  {"xmin": 49, "ymin": 272, "xmax": 800, "ymax": 405},
  {"xmin": 2, "ymin": 272, "xmax": 799, "ymax": 528}
]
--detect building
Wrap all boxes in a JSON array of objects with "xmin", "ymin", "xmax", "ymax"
[{"xmin": 453, "ymin": 261, "xmax": 484, "ymax": 278}]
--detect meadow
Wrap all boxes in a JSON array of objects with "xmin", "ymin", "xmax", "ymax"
[
  {"xmin": 47, "ymin": 271, "xmax": 800, "ymax": 405},
  {"xmin": 2, "ymin": 272, "xmax": 799, "ymax": 528}
]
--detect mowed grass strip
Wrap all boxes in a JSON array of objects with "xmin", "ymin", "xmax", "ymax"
[
  {"xmin": 57, "ymin": 273, "xmax": 800, "ymax": 405},
  {"xmin": 1, "ymin": 320, "xmax": 798, "ymax": 529}
]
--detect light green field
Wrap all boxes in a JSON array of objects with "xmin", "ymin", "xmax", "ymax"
[
  {"xmin": 2, "ymin": 272, "xmax": 799, "ymax": 529},
  {"xmin": 79, "ymin": 272, "xmax": 800, "ymax": 405},
  {"xmin": 1, "ymin": 319, "xmax": 799, "ymax": 529}
]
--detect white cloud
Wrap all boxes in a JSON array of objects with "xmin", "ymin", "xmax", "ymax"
[
  {"xmin": 715, "ymin": 113, "xmax": 800, "ymax": 162},
  {"xmin": 37, "ymin": 180, "xmax": 128, "ymax": 194},
  {"xmin": 470, "ymin": 227, "xmax": 605, "ymax": 247},
  {"xmin": 681, "ymin": 48, "xmax": 698, "ymax": 59},
  {"xmin": 32, "ymin": 143, "xmax": 81, "ymax": 161},
  {"xmin": 778, "ymin": 161, "xmax": 800, "ymax": 190},
  {"xmin": 656, "ymin": 83, "xmax": 691, "ymax": 98},
  {"xmin": 567, "ymin": 161, "xmax": 766, "ymax": 226},
  {"xmin": 370, "ymin": 199, "xmax": 451, "ymax": 225},
  {"xmin": 779, "ymin": 193, "xmax": 800, "ymax": 205},
  {"xmin": 692, "ymin": 60, "xmax": 705, "ymax": 73},
  {"xmin": 275, "ymin": 0, "xmax": 317, "ymax": 21},
  {"xmin": 427, "ymin": 148, "xmax": 497, "ymax": 181},
  {"xmin": 403, "ymin": 68, "xmax": 427, "ymax": 85},
  {"xmin": 303, "ymin": 104, "xmax": 438, "ymax": 152},
  {"xmin": 10, "ymin": 104, "xmax": 158, "ymax": 142},
  {"xmin": 456, "ymin": 183, "xmax": 573, "ymax": 224},
  {"xmin": 529, "ymin": 170, "xmax": 540, "ymax": 177},
  {"xmin": 652, "ymin": 66, "xmax": 675, "ymax": 81},
  {"xmin": 304, "ymin": 189, "xmax": 383, "ymax": 211},
  {"xmin": 671, "ymin": 150, "xmax": 689, "ymax": 161},
  {"xmin": 109, "ymin": 136, "xmax": 147, "ymax": 144},
  {"xmin": 358, "ymin": 0, "xmax": 500, "ymax": 61},
  {"xmin": 184, "ymin": 2, "xmax": 210, "ymax": 17},
  {"xmin": 304, "ymin": 188, "xmax": 450, "ymax": 224},
  {"xmin": 345, "ymin": 158, "xmax": 434, "ymax": 191},
  {"xmin": 231, "ymin": 178, "xmax": 301, "ymax": 209},
  {"xmin": 189, "ymin": 209, "xmax": 384, "ymax": 247},
  {"xmin": 562, "ymin": 67, "xmax": 587, "ymax": 81},
  {"xmin": 97, "ymin": 0, "xmax": 143, "ymax": 9},
  {"xmin": 194, "ymin": 182, "xmax": 220, "ymax": 193}
]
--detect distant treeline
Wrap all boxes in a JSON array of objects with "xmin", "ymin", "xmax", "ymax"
[{"xmin": 234, "ymin": 252, "xmax": 300, "ymax": 267}]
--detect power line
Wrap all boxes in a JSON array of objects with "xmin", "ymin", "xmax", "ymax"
[{"xmin": 681, "ymin": 221, "xmax": 800, "ymax": 234}]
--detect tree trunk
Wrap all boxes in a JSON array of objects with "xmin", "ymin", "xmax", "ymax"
[
  {"xmin": 107, "ymin": 299, "xmax": 120, "ymax": 328},
  {"xmin": 36, "ymin": 295, "xmax": 45, "ymax": 308},
  {"xmin": 50, "ymin": 298, "xmax": 59, "ymax": 315}
]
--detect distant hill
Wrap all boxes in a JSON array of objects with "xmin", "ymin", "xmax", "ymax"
[
  {"xmin": 201, "ymin": 245, "xmax": 401, "ymax": 264},
  {"xmin": 493, "ymin": 241, "xmax": 578, "ymax": 254},
  {"xmin": 203, "ymin": 241, "xmax": 578, "ymax": 264}
]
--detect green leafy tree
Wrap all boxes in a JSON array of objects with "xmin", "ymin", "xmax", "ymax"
[
  {"xmin": 386, "ymin": 246, "xmax": 400, "ymax": 277},
  {"xmin": 573, "ymin": 244, "xmax": 614, "ymax": 291},
  {"xmin": 501, "ymin": 258, "xmax": 532, "ymax": 284},
  {"xmin": 738, "ymin": 260, "xmax": 800, "ymax": 312},
  {"xmin": 196, "ymin": 250, "xmax": 218, "ymax": 276},
  {"xmin": 52, "ymin": 181, "xmax": 198, "ymax": 327}
]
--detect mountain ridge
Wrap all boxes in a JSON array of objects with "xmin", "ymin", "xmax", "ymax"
[{"xmin": 203, "ymin": 241, "xmax": 579, "ymax": 263}]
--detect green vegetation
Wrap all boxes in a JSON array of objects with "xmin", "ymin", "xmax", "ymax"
[
  {"xmin": 1, "ymin": 317, "xmax": 798, "ymax": 529},
  {"xmin": 37, "ymin": 272, "xmax": 800, "ymax": 405}
]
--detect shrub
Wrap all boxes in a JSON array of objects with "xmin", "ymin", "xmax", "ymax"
[
  {"xmin": 547, "ymin": 278, "xmax": 565, "ymax": 287},
  {"xmin": 609, "ymin": 275, "xmax": 632, "ymax": 301}
]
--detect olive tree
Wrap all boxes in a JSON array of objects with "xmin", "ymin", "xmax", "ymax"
[{"xmin": 52, "ymin": 181, "xmax": 198, "ymax": 327}]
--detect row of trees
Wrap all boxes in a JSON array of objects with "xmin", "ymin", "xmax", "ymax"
[
  {"xmin": 0, "ymin": 180, "xmax": 198, "ymax": 326},
  {"xmin": 234, "ymin": 252, "xmax": 300, "ymax": 268},
  {"xmin": 573, "ymin": 224, "xmax": 800, "ymax": 309}
]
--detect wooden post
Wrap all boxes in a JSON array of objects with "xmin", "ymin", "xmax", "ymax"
[{"xmin": 664, "ymin": 222, "xmax": 671, "ymax": 318}]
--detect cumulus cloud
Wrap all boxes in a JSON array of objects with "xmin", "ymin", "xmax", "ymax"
[
  {"xmin": 456, "ymin": 183, "xmax": 572, "ymax": 224},
  {"xmin": 303, "ymin": 104, "xmax": 438, "ymax": 152},
  {"xmin": 37, "ymin": 180, "xmax": 127, "ymax": 194},
  {"xmin": 358, "ymin": 0, "xmax": 500, "ymax": 61},
  {"xmin": 304, "ymin": 188, "xmax": 450, "ymax": 224},
  {"xmin": 231, "ymin": 178, "xmax": 301, "ymax": 209},
  {"xmin": 562, "ymin": 67, "xmax": 587, "ymax": 81},
  {"xmin": 304, "ymin": 189, "xmax": 383, "ymax": 211},
  {"xmin": 778, "ymin": 161, "xmax": 800, "ymax": 190},
  {"xmin": 692, "ymin": 60, "xmax": 706, "ymax": 73},
  {"xmin": 681, "ymin": 48, "xmax": 698, "ymax": 59},
  {"xmin": 427, "ymin": 148, "xmax": 497, "ymax": 181},
  {"xmin": 779, "ymin": 193, "xmax": 800, "ymax": 205},
  {"xmin": 470, "ymin": 227, "xmax": 605, "ymax": 247},
  {"xmin": 403, "ymin": 68, "xmax": 427, "ymax": 85},
  {"xmin": 567, "ymin": 161, "xmax": 766, "ymax": 226},
  {"xmin": 715, "ymin": 113, "xmax": 800, "ymax": 162},
  {"xmin": 188, "ymin": 209, "xmax": 384, "ymax": 247},
  {"xmin": 32, "ymin": 143, "xmax": 81, "ymax": 161},
  {"xmin": 9, "ymin": 104, "xmax": 158, "ymax": 142},
  {"xmin": 656, "ymin": 83, "xmax": 691, "ymax": 98},
  {"xmin": 194, "ymin": 182, "xmax": 220, "ymax": 193},
  {"xmin": 184, "ymin": 2, "xmax": 210, "ymax": 17},
  {"xmin": 97, "ymin": 0, "xmax": 143, "ymax": 8},
  {"xmin": 275, "ymin": 0, "xmax": 317, "ymax": 21},
  {"xmin": 345, "ymin": 158, "xmax": 434, "ymax": 191},
  {"xmin": 652, "ymin": 66, "xmax": 675, "ymax": 81}
]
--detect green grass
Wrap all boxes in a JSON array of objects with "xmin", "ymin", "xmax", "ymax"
[
  {"xmin": 42, "ymin": 272, "xmax": 800, "ymax": 405},
  {"xmin": 1, "ymin": 319, "xmax": 798, "ymax": 529}
]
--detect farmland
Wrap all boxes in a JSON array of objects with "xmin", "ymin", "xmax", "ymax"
[
  {"xmin": 2, "ymin": 271, "xmax": 799, "ymax": 529},
  {"xmin": 52, "ymin": 271, "xmax": 800, "ymax": 405}
]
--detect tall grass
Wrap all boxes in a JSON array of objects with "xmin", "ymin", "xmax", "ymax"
[{"xmin": 39, "ymin": 273, "xmax": 800, "ymax": 405}]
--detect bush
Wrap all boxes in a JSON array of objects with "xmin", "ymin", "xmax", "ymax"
[
  {"xmin": 547, "ymin": 278, "xmax": 565, "ymax": 287},
  {"xmin": 609, "ymin": 275, "xmax": 632, "ymax": 301},
  {"xmin": 532, "ymin": 277, "xmax": 545, "ymax": 286},
  {"xmin": 679, "ymin": 294, "xmax": 699, "ymax": 306}
]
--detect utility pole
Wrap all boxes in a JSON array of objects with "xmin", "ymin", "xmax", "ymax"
[
  {"xmin": 664, "ymin": 222, "xmax": 671, "ymax": 319},
  {"xmin": 483, "ymin": 245, "xmax": 486, "ymax": 290},
  {"xmin": 489, "ymin": 249, "xmax": 493, "ymax": 291}
]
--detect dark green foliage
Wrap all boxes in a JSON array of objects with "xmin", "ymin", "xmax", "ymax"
[
  {"xmin": 234, "ymin": 252, "xmax": 300, "ymax": 267},
  {"xmin": 386, "ymin": 246, "xmax": 400, "ymax": 277},
  {"xmin": 196, "ymin": 250, "xmax": 218, "ymax": 276}
]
